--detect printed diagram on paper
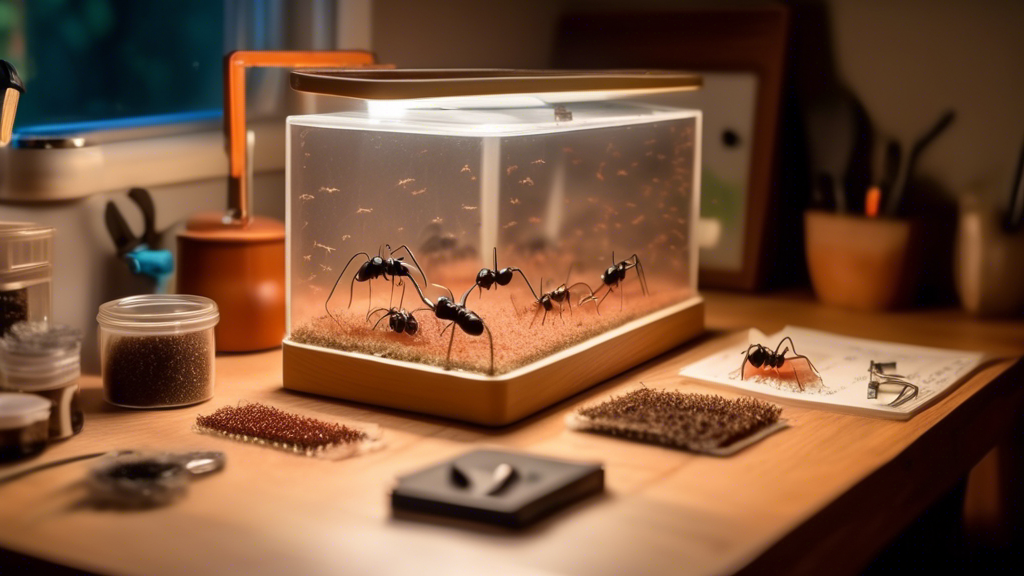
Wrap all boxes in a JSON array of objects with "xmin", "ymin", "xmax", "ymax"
[{"xmin": 680, "ymin": 326, "xmax": 985, "ymax": 420}]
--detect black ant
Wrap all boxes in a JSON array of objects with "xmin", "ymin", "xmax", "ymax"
[
  {"xmin": 366, "ymin": 281, "xmax": 419, "ymax": 336},
  {"xmin": 579, "ymin": 252, "xmax": 648, "ymax": 312},
  {"xmin": 739, "ymin": 336, "xmax": 821, "ymax": 391},
  {"xmin": 460, "ymin": 247, "xmax": 536, "ymax": 304},
  {"xmin": 526, "ymin": 265, "xmax": 597, "ymax": 326},
  {"xmin": 326, "ymin": 244, "xmax": 427, "ymax": 322},
  {"xmin": 406, "ymin": 277, "xmax": 494, "ymax": 375}
]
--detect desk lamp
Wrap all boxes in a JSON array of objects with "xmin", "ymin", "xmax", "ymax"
[{"xmin": 177, "ymin": 51, "xmax": 376, "ymax": 351}]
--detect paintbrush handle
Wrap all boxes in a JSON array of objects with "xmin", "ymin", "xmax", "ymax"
[{"xmin": 885, "ymin": 111, "xmax": 955, "ymax": 216}]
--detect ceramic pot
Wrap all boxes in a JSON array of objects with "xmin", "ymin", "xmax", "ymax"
[
  {"xmin": 804, "ymin": 210, "xmax": 915, "ymax": 311},
  {"xmin": 955, "ymin": 197, "xmax": 1024, "ymax": 316}
]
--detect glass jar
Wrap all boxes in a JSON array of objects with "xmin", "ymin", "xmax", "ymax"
[
  {"xmin": 0, "ymin": 322, "xmax": 84, "ymax": 440},
  {"xmin": 97, "ymin": 295, "xmax": 219, "ymax": 409},
  {"xmin": 0, "ymin": 392, "xmax": 51, "ymax": 461},
  {"xmin": 0, "ymin": 222, "xmax": 53, "ymax": 336}
]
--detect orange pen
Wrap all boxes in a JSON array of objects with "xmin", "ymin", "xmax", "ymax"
[{"xmin": 865, "ymin": 186, "xmax": 882, "ymax": 218}]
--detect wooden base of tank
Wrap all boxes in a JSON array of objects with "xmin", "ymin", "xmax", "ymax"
[{"xmin": 282, "ymin": 296, "xmax": 704, "ymax": 426}]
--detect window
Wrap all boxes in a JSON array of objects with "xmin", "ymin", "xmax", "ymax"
[{"xmin": 0, "ymin": 0, "xmax": 224, "ymax": 129}]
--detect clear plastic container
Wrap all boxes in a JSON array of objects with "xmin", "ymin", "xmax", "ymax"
[
  {"xmin": 97, "ymin": 295, "xmax": 219, "ymax": 409},
  {"xmin": 0, "ymin": 222, "xmax": 53, "ymax": 336},
  {"xmin": 0, "ymin": 322, "xmax": 84, "ymax": 439},
  {"xmin": 285, "ymin": 78, "xmax": 701, "ymax": 376},
  {"xmin": 0, "ymin": 392, "xmax": 51, "ymax": 461}
]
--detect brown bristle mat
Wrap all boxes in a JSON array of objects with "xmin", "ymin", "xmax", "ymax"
[
  {"xmin": 566, "ymin": 388, "xmax": 787, "ymax": 456},
  {"xmin": 194, "ymin": 402, "xmax": 381, "ymax": 459}
]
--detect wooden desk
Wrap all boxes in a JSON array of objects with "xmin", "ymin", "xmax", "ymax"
[{"xmin": 2, "ymin": 291, "xmax": 1022, "ymax": 575}]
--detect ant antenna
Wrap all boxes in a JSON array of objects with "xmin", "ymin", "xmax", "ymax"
[
  {"xmin": 404, "ymin": 276, "xmax": 435, "ymax": 309},
  {"xmin": 432, "ymin": 283, "xmax": 455, "ymax": 301},
  {"xmin": 493, "ymin": 246, "xmax": 498, "ymax": 271}
]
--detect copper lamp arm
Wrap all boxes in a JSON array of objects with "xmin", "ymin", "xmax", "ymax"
[{"xmin": 224, "ymin": 50, "xmax": 377, "ymax": 221}]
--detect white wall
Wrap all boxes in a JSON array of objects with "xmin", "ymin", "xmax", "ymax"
[{"xmin": 372, "ymin": 0, "xmax": 1024, "ymax": 206}]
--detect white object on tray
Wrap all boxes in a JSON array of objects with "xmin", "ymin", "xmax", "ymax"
[{"xmin": 679, "ymin": 326, "xmax": 985, "ymax": 420}]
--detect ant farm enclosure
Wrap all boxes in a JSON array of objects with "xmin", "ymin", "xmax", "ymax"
[{"xmin": 283, "ymin": 70, "xmax": 704, "ymax": 425}]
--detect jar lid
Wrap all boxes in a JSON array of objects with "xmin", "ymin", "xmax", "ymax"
[
  {"xmin": 97, "ymin": 294, "xmax": 219, "ymax": 335},
  {"xmin": 0, "ymin": 222, "xmax": 53, "ymax": 274},
  {"xmin": 0, "ymin": 323, "xmax": 82, "ymax": 390},
  {"xmin": 0, "ymin": 392, "xmax": 51, "ymax": 430}
]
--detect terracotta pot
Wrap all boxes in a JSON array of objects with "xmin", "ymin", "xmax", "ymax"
[
  {"xmin": 177, "ymin": 213, "xmax": 285, "ymax": 352},
  {"xmin": 804, "ymin": 210, "xmax": 915, "ymax": 311}
]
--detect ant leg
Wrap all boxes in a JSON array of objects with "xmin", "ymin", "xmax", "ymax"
[
  {"xmin": 390, "ymin": 244, "xmax": 429, "ymax": 287},
  {"xmin": 511, "ymin": 269, "xmax": 539, "ymax": 300},
  {"xmin": 484, "ymin": 324, "xmax": 494, "ymax": 375},
  {"xmin": 444, "ymin": 322, "xmax": 457, "ymax": 370},
  {"xmin": 440, "ymin": 321, "xmax": 454, "ymax": 337},
  {"xmin": 372, "ymin": 312, "xmax": 392, "ymax": 331},
  {"xmin": 542, "ymin": 308, "xmax": 549, "ymax": 326},
  {"xmin": 631, "ymin": 255, "xmax": 649, "ymax": 296},
  {"xmin": 366, "ymin": 306, "xmax": 388, "ymax": 323},
  {"xmin": 737, "ymin": 345, "xmax": 762, "ymax": 380},
  {"xmin": 558, "ymin": 302, "xmax": 566, "ymax": 324},
  {"xmin": 776, "ymin": 337, "xmax": 820, "ymax": 375},
  {"xmin": 595, "ymin": 286, "xmax": 613, "ymax": 314},
  {"xmin": 780, "ymin": 360, "xmax": 804, "ymax": 391},
  {"xmin": 790, "ymin": 354, "xmax": 819, "ymax": 386},
  {"xmin": 529, "ymin": 304, "xmax": 542, "ymax": 328},
  {"xmin": 366, "ymin": 278, "xmax": 373, "ymax": 315},
  {"xmin": 790, "ymin": 363, "xmax": 805, "ymax": 391},
  {"xmin": 325, "ymin": 252, "xmax": 370, "ymax": 324}
]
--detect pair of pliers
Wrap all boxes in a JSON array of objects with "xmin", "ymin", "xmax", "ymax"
[{"xmin": 104, "ymin": 188, "xmax": 174, "ymax": 290}]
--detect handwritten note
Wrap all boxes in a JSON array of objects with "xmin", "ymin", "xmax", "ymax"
[{"xmin": 679, "ymin": 326, "xmax": 986, "ymax": 420}]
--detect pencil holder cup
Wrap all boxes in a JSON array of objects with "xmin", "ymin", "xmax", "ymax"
[
  {"xmin": 955, "ymin": 197, "xmax": 1024, "ymax": 316},
  {"xmin": 804, "ymin": 210, "xmax": 915, "ymax": 311}
]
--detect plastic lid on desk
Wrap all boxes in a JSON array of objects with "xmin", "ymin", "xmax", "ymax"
[
  {"xmin": 0, "ymin": 222, "xmax": 53, "ymax": 273},
  {"xmin": 97, "ymin": 294, "xmax": 220, "ymax": 335},
  {"xmin": 0, "ymin": 392, "xmax": 50, "ymax": 430}
]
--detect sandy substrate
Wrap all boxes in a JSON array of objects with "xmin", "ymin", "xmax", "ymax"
[{"xmin": 291, "ymin": 272, "xmax": 690, "ymax": 375}]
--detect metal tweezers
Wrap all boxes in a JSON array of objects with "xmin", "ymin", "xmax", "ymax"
[{"xmin": 867, "ymin": 361, "xmax": 919, "ymax": 407}]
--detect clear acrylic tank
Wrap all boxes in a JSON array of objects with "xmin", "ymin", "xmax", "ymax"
[{"xmin": 283, "ymin": 70, "xmax": 703, "ymax": 425}]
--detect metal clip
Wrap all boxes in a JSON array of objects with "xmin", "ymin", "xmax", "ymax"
[{"xmin": 867, "ymin": 360, "xmax": 919, "ymax": 407}]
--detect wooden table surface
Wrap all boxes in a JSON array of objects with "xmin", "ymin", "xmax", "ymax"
[{"xmin": 2, "ymin": 291, "xmax": 1022, "ymax": 575}]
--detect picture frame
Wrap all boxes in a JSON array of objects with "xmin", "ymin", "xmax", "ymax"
[{"xmin": 554, "ymin": 6, "xmax": 790, "ymax": 290}]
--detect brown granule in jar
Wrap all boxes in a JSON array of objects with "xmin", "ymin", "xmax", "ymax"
[
  {"xmin": 103, "ymin": 332, "xmax": 213, "ymax": 407},
  {"xmin": 194, "ymin": 402, "xmax": 367, "ymax": 454},
  {"xmin": 572, "ymin": 388, "xmax": 782, "ymax": 453}
]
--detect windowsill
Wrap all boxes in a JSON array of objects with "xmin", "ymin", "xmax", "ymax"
[{"xmin": 0, "ymin": 117, "xmax": 285, "ymax": 202}]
